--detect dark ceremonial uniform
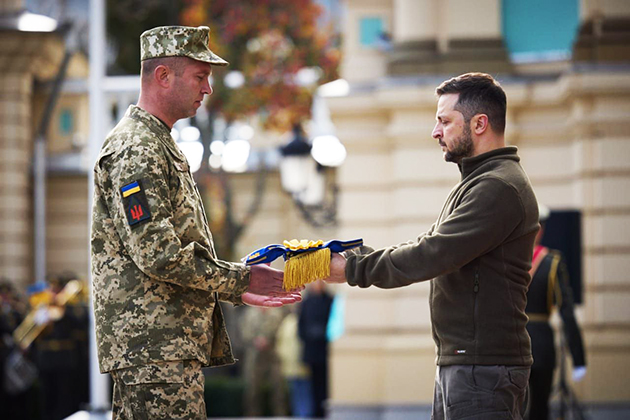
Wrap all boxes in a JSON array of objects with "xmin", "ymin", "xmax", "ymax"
[
  {"xmin": 0, "ymin": 301, "xmax": 31, "ymax": 420},
  {"xmin": 299, "ymin": 290, "xmax": 333, "ymax": 418},
  {"xmin": 526, "ymin": 245, "xmax": 586, "ymax": 420},
  {"xmin": 36, "ymin": 299, "xmax": 85, "ymax": 420}
]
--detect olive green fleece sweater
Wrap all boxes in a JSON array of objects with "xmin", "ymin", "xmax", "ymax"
[{"xmin": 346, "ymin": 147, "xmax": 539, "ymax": 366}]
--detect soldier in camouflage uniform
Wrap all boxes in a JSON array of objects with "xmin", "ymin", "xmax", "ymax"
[
  {"xmin": 91, "ymin": 26, "xmax": 301, "ymax": 420},
  {"xmin": 241, "ymin": 306, "xmax": 288, "ymax": 417}
]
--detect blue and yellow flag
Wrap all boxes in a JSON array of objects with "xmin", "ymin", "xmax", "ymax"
[
  {"xmin": 121, "ymin": 181, "xmax": 141, "ymax": 198},
  {"xmin": 244, "ymin": 238, "xmax": 362, "ymax": 289}
]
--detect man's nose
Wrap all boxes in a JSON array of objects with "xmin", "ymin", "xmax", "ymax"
[
  {"xmin": 202, "ymin": 78, "xmax": 212, "ymax": 95},
  {"xmin": 432, "ymin": 123, "xmax": 442, "ymax": 139}
]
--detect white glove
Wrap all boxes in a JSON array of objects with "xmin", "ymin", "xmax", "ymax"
[
  {"xmin": 572, "ymin": 366, "xmax": 587, "ymax": 382},
  {"xmin": 34, "ymin": 307, "xmax": 50, "ymax": 325}
]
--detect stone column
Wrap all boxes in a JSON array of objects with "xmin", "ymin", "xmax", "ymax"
[
  {"xmin": 388, "ymin": 0, "xmax": 512, "ymax": 76},
  {"xmin": 571, "ymin": 1, "xmax": 630, "ymax": 400},
  {"xmin": 0, "ymin": 22, "xmax": 60, "ymax": 289},
  {"xmin": 0, "ymin": 72, "xmax": 34, "ymax": 288},
  {"xmin": 573, "ymin": 0, "xmax": 630, "ymax": 63},
  {"xmin": 393, "ymin": 0, "xmax": 437, "ymax": 42}
]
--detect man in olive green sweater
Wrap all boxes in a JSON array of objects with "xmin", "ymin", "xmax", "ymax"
[{"xmin": 325, "ymin": 73, "xmax": 539, "ymax": 419}]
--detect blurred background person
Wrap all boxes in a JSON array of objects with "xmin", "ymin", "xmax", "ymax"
[
  {"xmin": 299, "ymin": 279, "xmax": 333, "ymax": 418},
  {"xmin": 0, "ymin": 278, "xmax": 37, "ymax": 420},
  {"xmin": 277, "ymin": 304, "xmax": 313, "ymax": 418},
  {"xmin": 525, "ymin": 205, "xmax": 586, "ymax": 420},
  {"xmin": 241, "ymin": 305, "xmax": 288, "ymax": 417},
  {"xmin": 34, "ymin": 272, "xmax": 89, "ymax": 420}
]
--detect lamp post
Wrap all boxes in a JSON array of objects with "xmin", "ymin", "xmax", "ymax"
[
  {"xmin": 279, "ymin": 124, "xmax": 324, "ymax": 206},
  {"xmin": 191, "ymin": 78, "xmax": 348, "ymax": 233},
  {"xmin": 278, "ymin": 123, "xmax": 343, "ymax": 228}
]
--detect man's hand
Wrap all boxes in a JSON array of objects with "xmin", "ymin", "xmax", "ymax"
[
  {"xmin": 243, "ymin": 264, "xmax": 302, "ymax": 307},
  {"xmin": 324, "ymin": 252, "xmax": 348, "ymax": 284}
]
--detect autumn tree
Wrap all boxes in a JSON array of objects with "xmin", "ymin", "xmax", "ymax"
[
  {"xmin": 179, "ymin": 0, "xmax": 341, "ymax": 259},
  {"xmin": 180, "ymin": 0, "xmax": 340, "ymax": 132}
]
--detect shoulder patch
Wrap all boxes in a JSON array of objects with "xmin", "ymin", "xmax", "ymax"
[{"xmin": 121, "ymin": 180, "xmax": 151, "ymax": 228}]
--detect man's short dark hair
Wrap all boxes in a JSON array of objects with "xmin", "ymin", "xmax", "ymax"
[
  {"xmin": 436, "ymin": 73, "xmax": 507, "ymax": 134},
  {"xmin": 141, "ymin": 57, "xmax": 187, "ymax": 81}
]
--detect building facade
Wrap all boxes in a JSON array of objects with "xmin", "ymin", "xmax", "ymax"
[
  {"xmin": 0, "ymin": 0, "xmax": 90, "ymax": 289},
  {"xmin": 3, "ymin": 0, "xmax": 630, "ymax": 416}
]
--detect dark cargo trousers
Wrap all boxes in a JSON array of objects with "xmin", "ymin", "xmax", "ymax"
[
  {"xmin": 431, "ymin": 365, "xmax": 530, "ymax": 420},
  {"xmin": 110, "ymin": 360, "xmax": 206, "ymax": 420}
]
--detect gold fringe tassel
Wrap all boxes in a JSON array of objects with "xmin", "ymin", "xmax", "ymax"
[{"xmin": 284, "ymin": 248, "xmax": 331, "ymax": 290}]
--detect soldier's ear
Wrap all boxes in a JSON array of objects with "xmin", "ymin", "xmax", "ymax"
[{"xmin": 154, "ymin": 65, "xmax": 171, "ymax": 88}]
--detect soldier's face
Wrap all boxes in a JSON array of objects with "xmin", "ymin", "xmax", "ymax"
[{"xmin": 170, "ymin": 59, "xmax": 213, "ymax": 119}]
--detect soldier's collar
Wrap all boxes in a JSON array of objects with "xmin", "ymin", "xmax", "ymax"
[
  {"xmin": 126, "ymin": 105, "xmax": 173, "ymax": 138},
  {"xmin": 126, "ymin": 105, "xmax": 188, "ymax": 162},
  {"xmin": 155, "ymin": 116, "xmax": 171, "ymax": 131}
]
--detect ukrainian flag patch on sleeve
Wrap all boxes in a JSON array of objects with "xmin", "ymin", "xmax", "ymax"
[{"xmin": 120, "ymin": 180, "xmax": 151, "ymax": 228}]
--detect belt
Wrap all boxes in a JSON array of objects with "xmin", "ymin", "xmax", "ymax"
[
  {"xmin": 527, "ymin": 313, "xmax": 549, "ymax": 323},
  {"xmin": 38, "ymin": 339, "xmax": 76, "ymax": 351}
]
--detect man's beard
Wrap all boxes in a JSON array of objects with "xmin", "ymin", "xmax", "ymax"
[{"xmin": 444, "ymin": 123, "xmax": 473, "ymax": 164}]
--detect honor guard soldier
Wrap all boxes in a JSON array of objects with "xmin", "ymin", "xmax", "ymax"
[{"xmin": 525, "ymin": 206, "xmax": 586, "ymax": 420}]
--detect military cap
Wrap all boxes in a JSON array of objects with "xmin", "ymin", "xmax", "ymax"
[{"xmin": 140, "ymin": 25, "xmax": 228, "ymax": 66}]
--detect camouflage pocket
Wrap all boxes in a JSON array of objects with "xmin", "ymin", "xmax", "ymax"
[
  {"xmin": 115, "ymin": 360, "xmax": 193, "ymax": 385},
  {"xmin": 113, "ymin": 361, "xmax": 206, "ymax": 420}
]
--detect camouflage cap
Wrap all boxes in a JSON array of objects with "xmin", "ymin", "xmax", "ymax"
[{"xmin": 140, "ymin": 26, "xmax": 228, "ymax": 66}]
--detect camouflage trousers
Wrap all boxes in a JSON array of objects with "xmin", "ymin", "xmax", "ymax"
[{"xmin": 110, "ymin": 360, "xmax": 206, "ymax": 420}]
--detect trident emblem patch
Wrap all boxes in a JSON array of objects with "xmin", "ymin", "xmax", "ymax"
[{"xmin": 121, "ymin": 180, "xmax": 151, "ymax": 228}]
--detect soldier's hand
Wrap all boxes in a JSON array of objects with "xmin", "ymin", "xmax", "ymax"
[
  {"xmin": 242, "ymin": 291, "xmax": 302, "ymax": 308},
  {"xmin": 248, "ymin": 264, "xmax": 285, "ymax": 296},
  {"xmin": 245, "ymin": 264, "xmax": 303, "ymax": 307}
]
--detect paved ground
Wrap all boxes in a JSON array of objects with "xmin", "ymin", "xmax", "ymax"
[{"xmin": 64, "ymin": 405, "xmax": 630, "ymax": 420}]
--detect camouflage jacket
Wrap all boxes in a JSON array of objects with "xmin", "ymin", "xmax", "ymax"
[
  {"xmin": 91, "ymin": 105, "xmax": 250, "ymax": 373},
  {"xmin": 241, "ymin": 307, "xmax": 285, "ymax": 347}
]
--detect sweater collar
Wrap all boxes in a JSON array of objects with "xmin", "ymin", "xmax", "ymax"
[{"xmin": 458, "ymin": 146, "xmax": 520, "ymax": 180}]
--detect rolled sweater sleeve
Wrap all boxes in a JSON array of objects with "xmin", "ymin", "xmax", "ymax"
[
  {"xmin": 346, "ymin": 177, "xmax": 524, "ymax": 288},
  {"xmin": 98, "ymin": 138, "xmax": 250, "ymax": 296}
]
